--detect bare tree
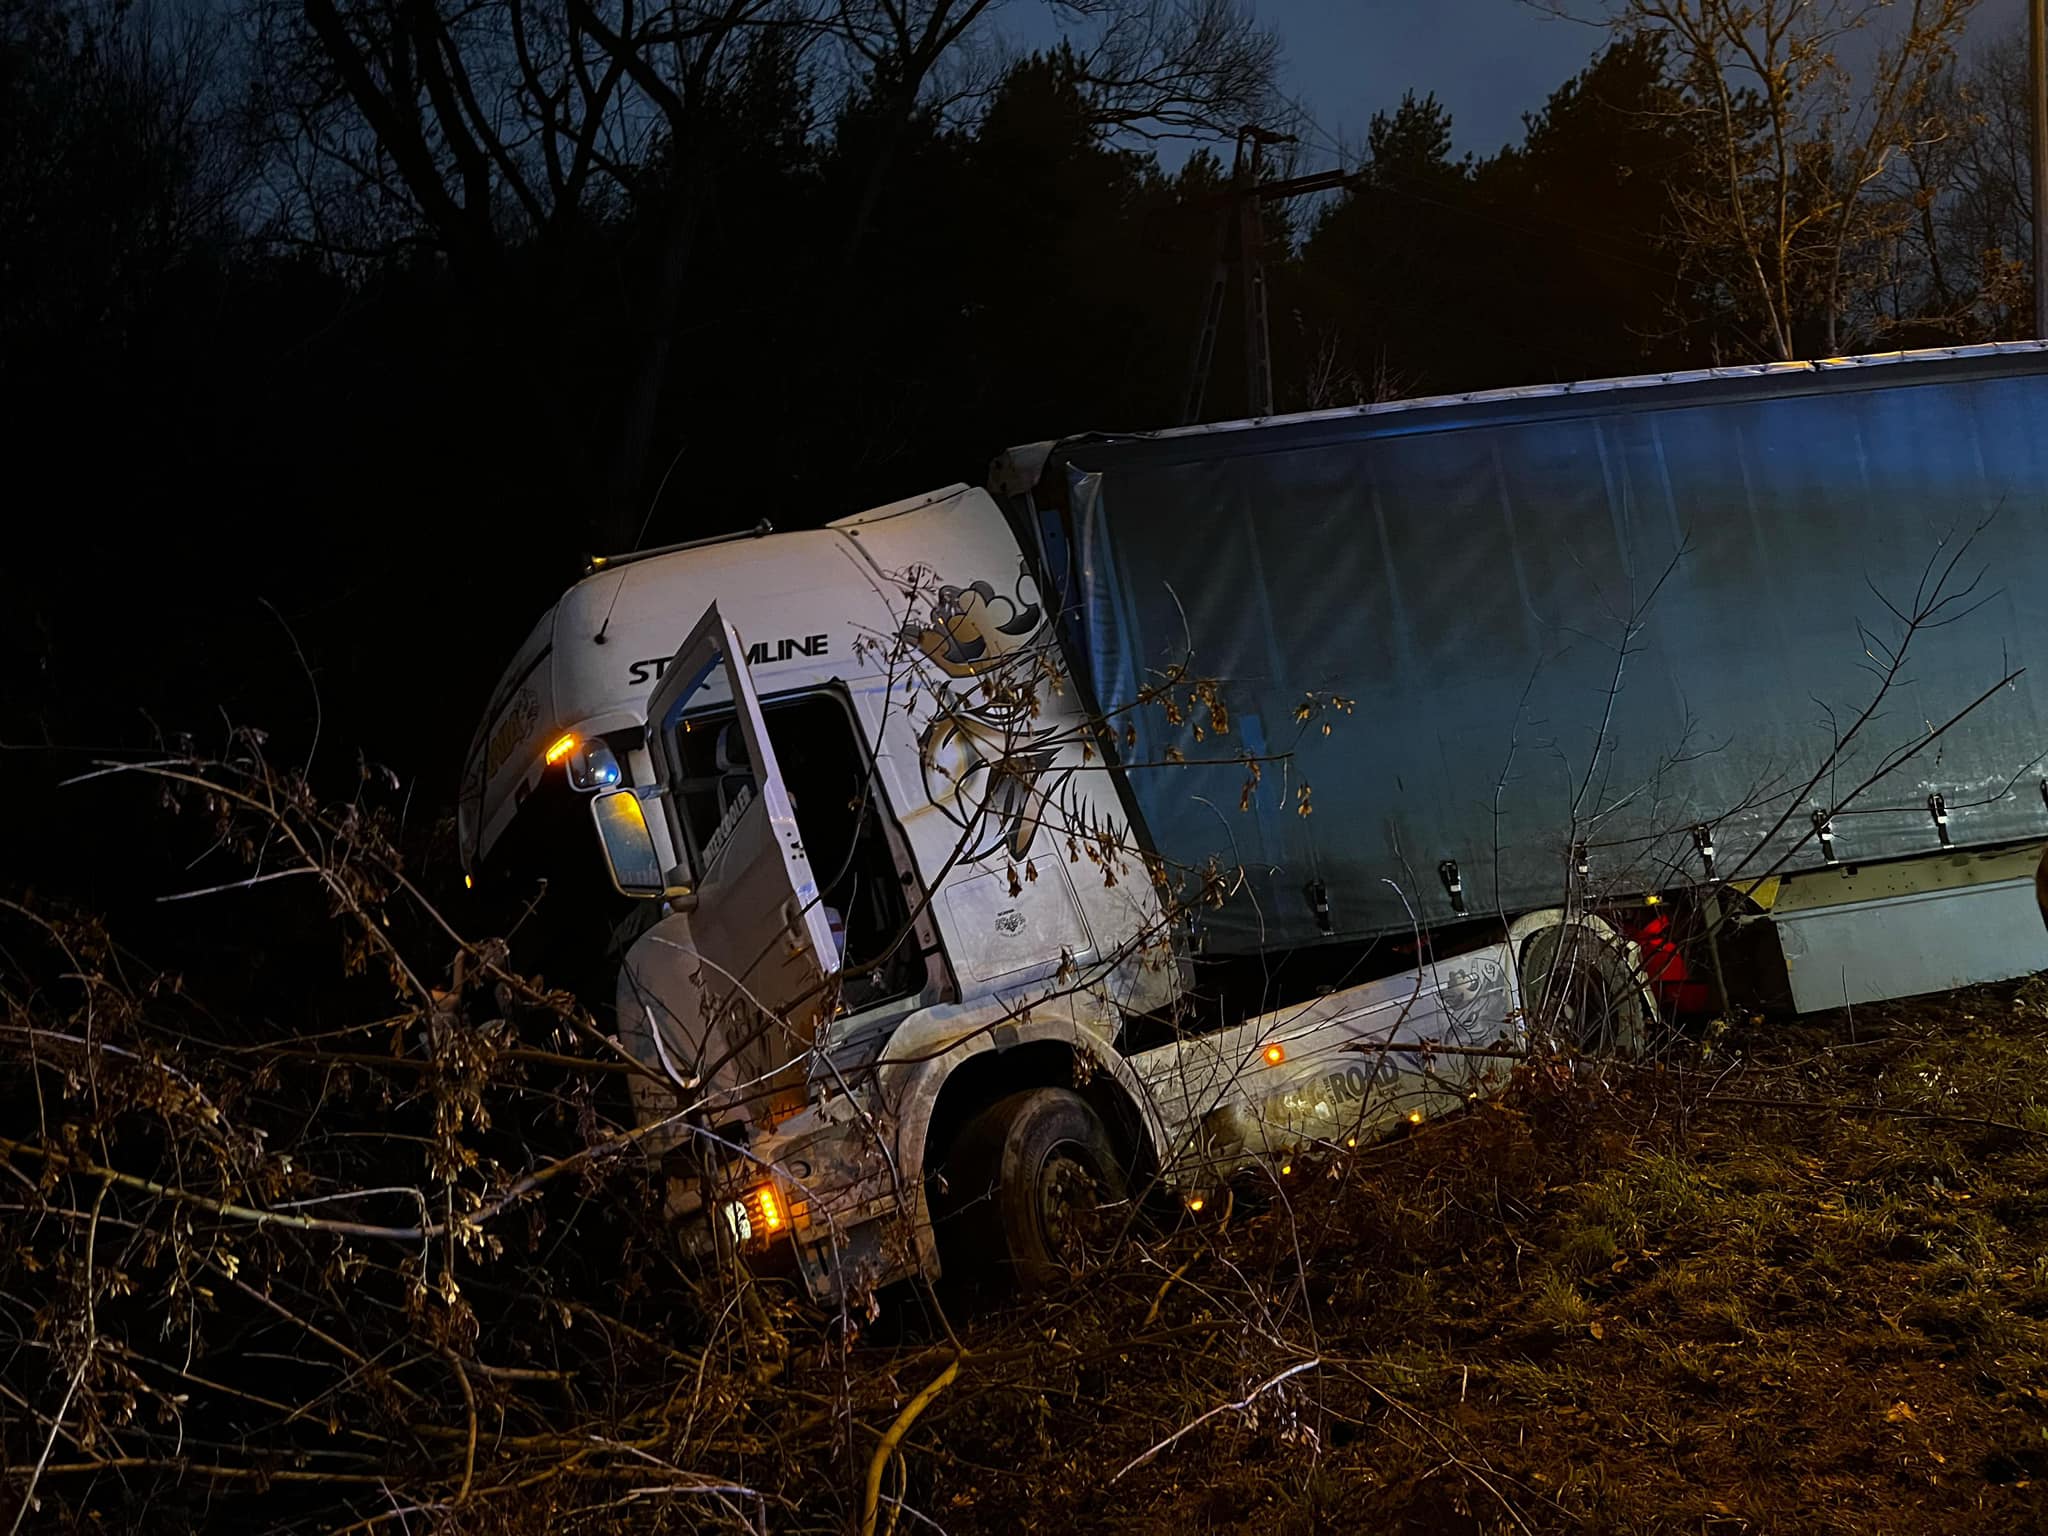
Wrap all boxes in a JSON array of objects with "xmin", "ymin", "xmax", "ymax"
[
  {"xmin": 1562, "ymin": 0, "xmax": 1980, "ymax": 359},
  {"xmin": 256, "ymin": 0, "xmax": 777, "ymax": 262},
  {"xmin": 247, "ymin": 0, "xmax": 822, "ymax": 543},
  {"xmin": 2, "ymin": 0, "xmax": 252, "ymax": 344},
  {"xmin": 1062, "ymin": 0, "xmax": 1278, "ymax": 137},
  {"xmin": 249, "ymin": 0, "xmax": 1272, "ymax": 542},
  {"xmin": 829, "ymin": 0, "xmax": 1278, "ymax": 263},
  {"xmin": 1925, "ymin": 24, "xmax": 2036, "ymax": 335},
  {"xmin": 1813, "ymin": 20, "xmax": 2043, "ymax": 341}
]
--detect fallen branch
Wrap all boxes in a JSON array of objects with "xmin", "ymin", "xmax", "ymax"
[
  {"xmin": 0, "ymin": 1098, "xmax": 688, "ymax": 1244},
  {"xmin": 1342, "ymin": 1041, "xmax": 1528, "ymax": 1059},
  {"xmin": 1140, "ymin": 1259, "xmax": 1195, "ymax": 1329},
  {"xmin": 858, "ymin": 1353, "xmax": 962, "ymax": 1536},
  {"xmin": 442, "ymin": 1349, "xmax": 477, "ymax": 1505},
  {"xmin": 1110, "ymin": 1357, "xmax": 1320, "ymax": 1483}
]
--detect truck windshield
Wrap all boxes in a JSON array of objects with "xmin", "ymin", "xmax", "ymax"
[{"xmin": 671, "ymin": 691, "xmax": 926, "ymax": 1015}]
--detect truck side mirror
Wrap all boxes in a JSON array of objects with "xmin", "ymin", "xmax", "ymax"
[{"xmin": 591, "ymin": 788, "xmax": 687, "ymax": 900}]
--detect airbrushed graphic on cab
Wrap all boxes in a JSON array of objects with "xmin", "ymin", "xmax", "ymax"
[{"xmin": 902, "ymin": 569, "xmax": 1082, "ymax": 866}]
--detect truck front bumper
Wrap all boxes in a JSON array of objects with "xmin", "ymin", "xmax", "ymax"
[{"xmin": 710, "ymin": 1104, "xmax": 926, "ymax": 1305}]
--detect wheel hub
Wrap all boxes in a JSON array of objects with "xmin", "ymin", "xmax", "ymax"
[{"xmin": 1036, "ymin": 1145, "xmax": 1113, "ymax": 1270}]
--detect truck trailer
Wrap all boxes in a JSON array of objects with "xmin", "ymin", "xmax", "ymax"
[{"xmin": 458, "ymin": 342, "xmax": 2048, "ymax": 1302}]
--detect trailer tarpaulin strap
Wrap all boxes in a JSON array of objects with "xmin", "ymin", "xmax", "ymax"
[{"xmin": 1045, "ymin": 345, "xmax": 2048, "ymax": 956}]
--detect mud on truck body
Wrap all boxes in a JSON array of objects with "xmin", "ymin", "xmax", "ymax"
[{"xmin": 460, "ymin": 342, "xmax": 2048, "ymax": 1303}]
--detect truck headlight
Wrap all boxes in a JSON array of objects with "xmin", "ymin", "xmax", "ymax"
[{"xmin": 721, "ymin": 1199, "xmax": 754, "ymax": 1244}]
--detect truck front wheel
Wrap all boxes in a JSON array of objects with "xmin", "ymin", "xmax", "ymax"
[{"xmin": 931, "ymin": 1088, "xmax": 1127, "ymax": 1294}]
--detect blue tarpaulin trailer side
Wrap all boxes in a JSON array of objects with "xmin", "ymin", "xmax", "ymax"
[{"xmin": 1027, "ymin": 343, "xmax": 2048, "ymax": 957}]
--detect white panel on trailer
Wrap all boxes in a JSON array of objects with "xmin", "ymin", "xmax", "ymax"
[{"xmin": 1772, "ymin": 847, "xmax": 2048, "ymax": 1011}]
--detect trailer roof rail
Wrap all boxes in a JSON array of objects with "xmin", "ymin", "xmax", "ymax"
[{"xmin": 1109, "ymin": 339, "xmax": 2048, "ymax": 449}]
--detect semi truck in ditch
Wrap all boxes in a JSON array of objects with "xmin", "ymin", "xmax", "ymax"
[{"xmin": 459, "ymin": 341, "xmax": 2048, "ymax": 1302}]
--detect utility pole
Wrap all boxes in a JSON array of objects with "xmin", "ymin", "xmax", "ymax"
[
  {"xmin": 1239, "ymin": 131, "xmax": 1277, "ymax": 420},
  {"xmin": 1179, "ymin": 143, "xmax": 1241, "ymax": 428},
  {"xmin": 1182, "ymin": 126, "xmax": 1295, "ymax": 425},
  {"xmin": 1177, "ymin": 129, "xmax": 1358, "ymax": 426},
  {"xmin": 2032, "ymin": 0, "xmax": 2048, "ymax": 336}
]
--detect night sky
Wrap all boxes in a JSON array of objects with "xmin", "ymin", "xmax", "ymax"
[
  {"xmin": 1267, "ymin": 0, "xmax": 1605, "ymax": 159},
  {"xmin": 1014, "ymin": 0, "xmax": 2039, "ymax": 166}
]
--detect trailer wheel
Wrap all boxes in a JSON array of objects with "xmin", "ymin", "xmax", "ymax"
[
  {"xmin": 931, "ymin": 1088, "xmax": 1127, "ymax": 1294},
  {"xmin": 1519, "ymin": 920, "xmax": 1651, "ymax": 1057}
]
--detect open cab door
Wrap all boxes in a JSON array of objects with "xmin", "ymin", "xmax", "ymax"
[{"xmin": 632, "ymin": 603, "xmax": 843, "ymax": 1129}]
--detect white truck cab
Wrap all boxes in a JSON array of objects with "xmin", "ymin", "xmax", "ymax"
[{"xmin": 460, "ymin": 483, "xmax": 1642, "ymax": 1300}]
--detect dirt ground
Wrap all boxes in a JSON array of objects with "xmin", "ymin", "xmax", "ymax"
[
  {"xmin": 19, "ymin": 953, "xmax": 2048, "ymax": 1534},
  {"xmin": 852, "ymin": 977, "xmax": 2048, "ymax": 1535}
]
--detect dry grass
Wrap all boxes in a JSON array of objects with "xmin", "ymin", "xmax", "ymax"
[
  {"xmin": 13, "ymin": 792, "xmax": 2048, "ymax": 1536},
  {"xmin": 870, "ymin": 976, "xmax": 2048, "ymax": 1534}
]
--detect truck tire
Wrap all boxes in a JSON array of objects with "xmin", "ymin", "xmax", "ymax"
[
  {"xmin": 1519, "ymin": 920, "xmax": 1651, "ymax": 1058},
  {"xmin": 931, "ymin": 1088, "xmax": 1126, "ymax": 1294}
]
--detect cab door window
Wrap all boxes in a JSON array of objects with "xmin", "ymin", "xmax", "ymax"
[{"xmin": 667, "ymin": 691, "xmax": 928, "ymax": 1014}]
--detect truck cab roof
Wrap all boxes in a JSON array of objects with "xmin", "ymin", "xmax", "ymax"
[{"xmin": 457, "ymin": 483, "xmax": 988, "ymax": 874}]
